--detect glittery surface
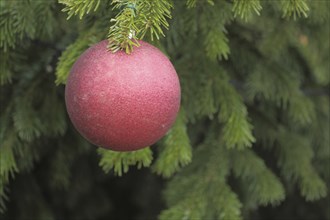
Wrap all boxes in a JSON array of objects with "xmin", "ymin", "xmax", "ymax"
[{"xmin": 65, "ymin": 40, "xmax": 181, "ymax": 151}]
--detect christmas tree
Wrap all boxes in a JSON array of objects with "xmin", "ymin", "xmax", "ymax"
[{"xmin": 1, "ymin": 0, "xmax": 329, "ymax": 219}]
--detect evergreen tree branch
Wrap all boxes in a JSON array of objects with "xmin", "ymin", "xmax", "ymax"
[
  {"xmin": 161, "ymin": 133, "xmax": 242, "ymax": 220},
  {"xmin": 0, "ymin": 0, "xmax": 56, "ymax": 52},
  {"xmin": 277, "ymin": 130, "xmax": 327, "ymax": 201},
  {"xmin": 246, "ymin": 61, "xmax": 316, "ymax": 126},
  {"xmin": 288, "ymin": 92, "xmax": 315, "ymax": 125},
  {"xmin": 59, "ymin": 0, "xmax": 102, "ymax": 19},
  {"xmin": 182, "ymin": 72, "xmax": 217, "ymax": 120},
  {"xmin": 98, "ymin": 147, "xmax": 153, "ymax": 176},
  {"xmin": 281, "ymin": 0, "xmax": 309, "ymax": 19},
  {"xmin": 232, "ymin": 0, "xmax": 262, "ymax": 21},
  {"xmin": 0, "ymin": 132, "xmax": 18, "ymax": 187},
  {"xmin": 0, "ymin": 51, "xmax": 14, "ymax": 85},
  {"xmin": 186, "ymin": 0, "xmax": 215, "ymax": 9},
  {"xmin": 12, "ymin": 76, "xmax": 46, "ymax": 141},
  {"xmin": 186, "ymin": 0, "xmax": 197, "ymax": 8},
  {"xmin": 107, "ymin": 0, "xmax": 173, "ymax": 53},
  {"xmin": 231, "ymin": 149, "xmax": 285, "ymax": 205},
  {"xmin": 0, "ymin": 131, "xmax": 18, "ymax": 213},
  {"xmin": 211, "ymin": 183, "xmax": 242, "ymax": 220},
  {"xmin": 0, "ymin": 0, "xmax": 35, "ymax": 51},
  {"xmin": 214, "ymin": 72, "xmax": 255, "ymax": 149},
  {"xmin": 107, "ymin": 0, "xmax": 140, "ymax": 53},
  {"xmin": 12, "ymin": 75, "xmax": 67, "ymax": 141},
  {"xmin": 200, "ymin": 2, "xmax": 233, "ymax": 61},
  {"xmin": 0, "ymin": 184, "xmax": 9, "ymax": 213},
  {"xmin": 205, "ymin": 28, "xmax": 230, "ymax": 61},
  {"xmin": 160, "ymin": 192, "xmax": 209, "ymax": 220},
  {"xmin": 152, "ymin": 109, "xmax": 192, "ymax": 178},
  {"xmin": 55, "ymin": 26, "xmax": 105, "ymax": 85},
  {"xmin": 138, "ymin": 0, "xmax": 172, "ymax": 40}
]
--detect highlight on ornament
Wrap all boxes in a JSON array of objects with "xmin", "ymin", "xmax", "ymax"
[{"xmin": 65, "ymin": 40, "xmax": 181, "ymax": 151}]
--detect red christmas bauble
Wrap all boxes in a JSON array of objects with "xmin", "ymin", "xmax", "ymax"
[{"xmin": 65, "ymin": 40, "xmax": 181, "ymax": 151}]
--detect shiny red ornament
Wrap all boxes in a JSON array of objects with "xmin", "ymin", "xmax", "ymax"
[{"xmin": 65, "ymin": 40, "xmax": 181, "ymax": 151}]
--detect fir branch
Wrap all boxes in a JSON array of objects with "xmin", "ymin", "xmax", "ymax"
[
  {"xmin": 0, "ymin": 130, "xmax": 19, "ymax": 213},
  {"xmin": 288, "ymin": 92, "xmax": 315, "ymax": 125},
  {"xmin": 98, "ymin": 147, "xmax": 153, "ymax": 176},
  {"xmin": 59, "ymin": 0, "xmax": 102, "ymax": 19},
  {"xmin": 194, "ymin": 77, "xmax": 217, "ymax": 119},
  {"xmin": 295, "ymin": 25, "xmax": 330, "ymax": 85},
  {"xmin": 47, "ymin": 139, "xmax": 82, "ymax": 190},
  {"xmin": 152, "ymin": 110, "xmax": 192, "ymax": 178},
  {"xmin": 205, "ymin": 28, "xmax": 230, "ymax": 61},
  {"xmin": 277, "ymin": 130, "xmax": 327, "ymax": 201},
  {"xmin": 161, "ymin": 137, "xmax": 242, "ymax": 220},
  {"xmin": 199, "ymin": 2, "xmax": 232, "ymax": 62},
  {"xmin": 0, "ymin": 185, "xmax": 9, "ymax": 213},
  {"xmin": 13, "ymin": 94, "xmax": 43, "ymax": 142},
  {"xmin": 39, "ymin": 89, "xmax": 67, "ymax": 137},
  {"xmin": 34, "ymin": 1, "xmax": 57, "ymax": 41},
  {"xmin": 0, "ymin": 51, "xmax": 13, "ymax": 85},
  {"xmin": 0, "ymin": 132, "xmax": 18, "ymax": 186},
  {"xmin": 211, "ymin": 183, "xmax": 242, "ymax": 220},
  {"xmin": 160, "ymin": 193, "xmax": 209, "ymax": 220},
  {"xmin": 138, "ymin": 0, "xmax": 172, "ymax": 41},
  {"xmin": 232, "ymin": 0, "xmax": 262, "ymax": 21},
  {"xmin": 311, "ymin": 97, "xmax": 330, "ymax": 161},
  {"xmin": 249, "ymin": 106, "xmax": 279, "ymax": 147},
  {"xmin": 281, "ymin": 0, "xmax": 309, "ymax": 19},
  {"xmin": 186, "ymin": 0, "xmax": 197, "ymax": 8},
  {"xmin": 186, "ymin": 0, "xmax": 214, "ymax": 8},
  {"xmin": 107, "ymin": 0, "xmax": 140, "ymax": 53},
  {"xmin": 308, "ymin": 0, "xmax": 330, "ymax": 23},
  {"xmin": 6, "ymin": 48, "xmax": 68, "ymax": 141},
  {"xmin": 231, "ymin": 149, "xmax": 285, "ymax": 205},
  {"xmin": 55, "ymin": 26, "xmax": 105, "ymax": 85},
  {"xmin": 246, "ymin": 62, "xmax": 316, "ymax": 126},
  {"xmin": 107, "ymin": 0, "xmax": 173, "ymax": 53},
  {"xmin": 0, "ymin": 0, "xmax": 55, "ymax": 51},
  {"xmin": 0, "ymin": 0, "xmax": 36, "ymax": 51},
  {"xmin": 0, "ymin": 8, "xmax": 16, "ymax": 51},
  {"xmin": 214, "ymin": 72, "xmax": 255, "ymax": 149},
  {"xmin": 246, "ymin": 63, "xmax": 300, "ymax": 106}
]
